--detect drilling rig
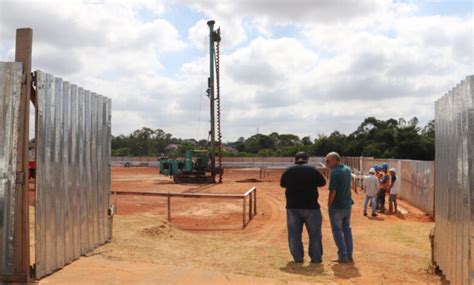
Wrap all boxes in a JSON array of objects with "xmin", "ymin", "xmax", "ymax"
[{"xmin": 159, "ymin": 20, "xmax": 224, "ymax": 183}]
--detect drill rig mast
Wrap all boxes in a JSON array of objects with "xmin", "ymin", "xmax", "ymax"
[
  {"xmin": 159, "ymin": 20, "xmax": 223, "ymax": 184},
  {"xmin": 207, "ymin": 20, "xmax": 223, "ymax": 183}
]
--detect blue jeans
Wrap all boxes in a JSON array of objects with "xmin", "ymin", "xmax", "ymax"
[
  {"xmin": 363, "ymin": 195, "xmax": 377, "ymax": 214},
  {"xmin": 328, "ymin": 208, "xmax": 353, "ymax": 261},
  {"xmin": 286, "ymin": 208, "xmax": 323, "ymax": 262}
]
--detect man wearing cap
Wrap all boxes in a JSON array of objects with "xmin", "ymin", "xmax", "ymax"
[
  {"xmin": 325, "ymin": 151, "xmax": 355, "ymax": 263},
  {"xmin": 362, "ymin": 168, "xmax": 379, "ymax": 217},
  {"xmin": 377, "ymin": 163, "xmax": 390, "ymax": 213},
  {"xmin": 280, "ymin": 151, "xmax": 327, "ymax": 263}
]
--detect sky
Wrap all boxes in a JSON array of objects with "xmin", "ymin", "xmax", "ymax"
[{"xmin": 0, "ymin": 0, "xmax": 473, "ymax": 141}]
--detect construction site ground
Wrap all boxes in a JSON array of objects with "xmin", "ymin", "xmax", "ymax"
[{"xmin": 39, "ymin": 167, "xmax": 441, "ymax": 284}]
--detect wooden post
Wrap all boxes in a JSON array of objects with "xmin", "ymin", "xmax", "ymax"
[
  {"xmin": 242, "ymin": 197, "xmax": 246, "ymax": 229},
  {"xmin": 167, "ymin": 195, "xmax": 171, "ymax": 222},
  {"xmin": 11, "ymin": 28, "xmax": 32, "ymax": 283},
  {"xmin": 254, "ymin": 189, "xmax": 257, "ymax": 216}
]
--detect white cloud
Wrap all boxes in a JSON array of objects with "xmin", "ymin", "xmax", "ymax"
[{"xmin": 1, "ymin": 0, "xmax": 472, "ymax": 142}]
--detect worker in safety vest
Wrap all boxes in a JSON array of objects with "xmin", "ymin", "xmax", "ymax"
[{"xmin": 377, "ymin": 163, "xmax": 391, "ymax": 213}]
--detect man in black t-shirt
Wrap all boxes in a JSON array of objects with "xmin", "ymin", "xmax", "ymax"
[{"xmin": 280, "ymin": 152, "xmax": 326, "ymax": 263}]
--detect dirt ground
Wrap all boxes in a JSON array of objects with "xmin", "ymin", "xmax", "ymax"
[{"xmin": 40, "ymin": 167, "xmax": 440, "ymax": 284}]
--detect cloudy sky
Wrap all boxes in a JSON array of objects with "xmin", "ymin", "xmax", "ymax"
[{"xmin": 1, "ymin": 0, "xmax": 473, "ymax": 141}]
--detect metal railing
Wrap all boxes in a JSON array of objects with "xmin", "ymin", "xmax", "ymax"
[{"xmin": 112, "ymin": 187, "xmax": 257, "ymax": 229}]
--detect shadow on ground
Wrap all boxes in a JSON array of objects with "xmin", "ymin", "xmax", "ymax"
[
  {"xmin": 279, "ymin": 262, "xmax": 325, "ymax": 276},
  {"xmin": 331, "ymin": 262, "xmax": 361, "ymax": 279}
]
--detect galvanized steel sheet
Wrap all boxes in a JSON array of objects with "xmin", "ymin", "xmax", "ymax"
[
  {"xmin": 434, "ymin": 75, "xmax": 473, "ymax": 284},
  {"xmin": 0, "ymin": 62, "xmax": 23, "ymax": 276},
  {"xmin": 35, "ymin": 70, "xmax": 112, "ymax": 279}
]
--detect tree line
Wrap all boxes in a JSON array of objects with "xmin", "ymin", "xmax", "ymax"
[{"xmin": 112, "ymin": 117, "xmax": 435, "ymax": 161}]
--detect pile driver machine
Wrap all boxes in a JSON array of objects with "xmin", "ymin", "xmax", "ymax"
[{"xmin": 159, "ymin": 20, "xmax": 224, "ymax": 183}]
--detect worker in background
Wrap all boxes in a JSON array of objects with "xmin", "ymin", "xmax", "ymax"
[
  {"xmin": 387, "ymin": 168, "xmax": 399, "ymax": 214},
  {"xmin": 370, "ymin": 165, "xmax": 381, "ymax": 208},
  {"xmin": 377, "ymin": 163, "xmax": 391, "ymax": 213},
  {"xmin": 326, "ymin": 152, "xmax": 355, "ymax": 263},
  {"xmin": 280, "ymin": 151, "xmax": 326, "ymax": 264},
  {"xmin": 362, "ymin": 168, "xmax": 379, "ymax": 217}
]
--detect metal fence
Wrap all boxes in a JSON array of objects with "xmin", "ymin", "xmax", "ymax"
[
  {"xmin": 434, "ymin": 75, "xmax": 473, "ymax": 284},
  {"xmin": 110, "ymin": 156, "xmax": 326, "ymax": 169},
  {"xmin": 34, "ymin": 70, "xmax": 112, "ymax": 279},
  {"xmin": 0, "ymin": 62, "xmax": 23, "ymax": 277}
]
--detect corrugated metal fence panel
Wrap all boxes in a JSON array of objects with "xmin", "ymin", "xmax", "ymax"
[
  {"xmin": 434, "ymin": 75, "xmax": 473, "ymax": 284},
  {"xmin": 468, "ymin": 107, "xmax": 474, "ymax": 285},
  {"xmin": 399, "ymin": 160, "xmax": 434, "ymax": 216},
  {"xmin": 35, "ymin": 70, "xmax": 112, "ymax": 279},
  {"xmin": 0, "ymin": 62, "xmax": 23, "ymax": 276}
]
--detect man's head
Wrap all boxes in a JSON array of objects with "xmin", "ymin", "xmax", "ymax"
[
  {"xmin": 369, "ymin": 168, "xmax": 376, "ymax": 175},
  {"xmin": 294, "ymin": 151, "xmax": 309, "ymax": 164},
  {"xmin": 382, "ymin": 163, "xmax": 389, "ymax": 172},
  {"xmin": 389, "ymin": 168, "xmax": 396, "ymax": 175},
  {"xmin": 325, "ymin": 152, "xmax": 341, "ymax": 169}
]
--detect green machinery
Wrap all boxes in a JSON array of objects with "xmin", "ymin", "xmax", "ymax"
[{"xmin": 159, "ymin": 20, "xmax": 223, "ymax": 183}]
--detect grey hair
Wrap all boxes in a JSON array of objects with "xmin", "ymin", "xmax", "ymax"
[{"xmin": 326, "ymin": 152, "xmax": 341, "ymax": 162}]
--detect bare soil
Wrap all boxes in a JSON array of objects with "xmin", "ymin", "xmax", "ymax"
[{"xmin": 40, "ymin": 167, "xmax": 440, "ymax": 284}]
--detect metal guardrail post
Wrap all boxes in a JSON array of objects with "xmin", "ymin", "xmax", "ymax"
[
  {"xmin": 249, "ymin": 192, "xmax": 253, "ymax": 221},
  {"xmin": 254, "ymin": 189, "xmax": 257, "ymax": 216},
  {"xmin": 167, "ymin": 194, "xmax": 171, "ymax": 222},
  {"xmin": 242, "ymin": 196, "xmax": 246, "ymax": 229}
]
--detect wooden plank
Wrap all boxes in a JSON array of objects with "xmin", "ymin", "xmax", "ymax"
[{"xmin": 13, "ymin": 27, "xmax": 32, "ymax": 283}]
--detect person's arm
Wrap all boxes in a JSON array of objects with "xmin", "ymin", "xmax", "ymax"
[
  {"xmin": 328, "ymin": 172, "xmax": 337, "ymax": 208},
  {"xmin": 280, "ymin": 170, "xmax": 287, "ymax": 188},
  {"xmin": 328, "ymin": 191, "xmax": 337, "ymax": 208},
  {"xmin": 314, "ymin": 169, "xmax": 326, "ymax": 187},
  {"xmin": 387, "ymin": 175, "xmax": 393, "ymax": 192}
]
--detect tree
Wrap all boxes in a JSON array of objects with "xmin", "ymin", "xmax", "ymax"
[{"xmin": 112, "ymin": 117, "xmax": 436, "ymax": 160}]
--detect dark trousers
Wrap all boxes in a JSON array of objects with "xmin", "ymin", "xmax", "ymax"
[{"xmin": 377, "ymin": 189, "xmax": 386, "ymax": 211}]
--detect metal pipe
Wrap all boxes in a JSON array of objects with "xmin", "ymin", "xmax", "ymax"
[
  {"xmin": 207, "ymin": 20, "xmax": 216, "ymax": 182},
  {"xmin": 167, "ymin": 194, "xmax": 171, "ymax": 222},
  {"xmin": 242, "ymin": 196, "xmax": 246, "ymax": 229}
]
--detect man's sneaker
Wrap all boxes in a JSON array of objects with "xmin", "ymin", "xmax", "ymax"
[
  {"xmin": 363, "ymin": 212, "xmax": 367, "ymax": 216},
  {"xmin": 310, "ymin": 260, "xmax": 322, "ymax": 264},
  {"xmin": 371, "ymin": 213, "xmax": 378, "ymax": 217},
  {"xmin": 293, "ymin": 260, "xmax": 304, "ymax": 263}
]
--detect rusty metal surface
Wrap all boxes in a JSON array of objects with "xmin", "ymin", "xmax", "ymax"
[
  {"xmin": 35, "ymin": 70, "xmax": 112, "ymax": 279},
  {"xmin": 0, "ymin": 62, "xmax": 23, "ymax": 276},
  {"xmin": 434, "ymin": 75, "xmax": 473, "ymax": 285}
]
